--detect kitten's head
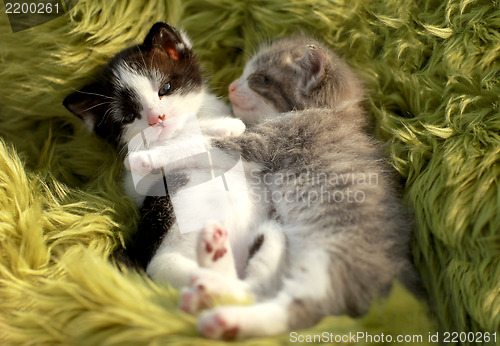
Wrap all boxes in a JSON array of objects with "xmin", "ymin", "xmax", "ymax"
[
  {"xmin": 229, "ymin": 36, "xmax": 364, "ymax": 124},
  {"xmin": 63, "ymin": 22, "xmax": 205, "ymax": 147}
]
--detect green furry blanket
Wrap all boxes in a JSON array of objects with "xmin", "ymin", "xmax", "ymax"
[{"xmin": 0, "ymin": 0, "xmax": 498, "ymax": 344}]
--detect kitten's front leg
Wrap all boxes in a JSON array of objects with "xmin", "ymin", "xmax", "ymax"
[
  {"xmin": 199, "ymin": 117, "xmax": 246, "ymax": 137},
  {"xmin": 126, "ymin": 150, "xmax": 156, "ymax": 176},
  {"xmin": 127, "ymin": 149, "xmax": 195, "ymax": 176},
  {"xmin": 127, "ymin": 136, "xmax": 209, "ymax": 175}
]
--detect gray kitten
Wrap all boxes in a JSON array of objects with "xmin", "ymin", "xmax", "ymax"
[{"xmin": 134, "ymin": 36, "xmax": 420, "ymax": 340}]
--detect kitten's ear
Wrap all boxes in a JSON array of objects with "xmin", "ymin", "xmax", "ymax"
[
  {"xmin": 63, "ymin": 83, "xmax": 105, "ymax": 131},
  {"xmin": 296, "ymin": 45, "xmax": 328, "ymax": 94},
  {"xmin": 143, "ymin": 22, "xmax": 192, "ymax": 60}
]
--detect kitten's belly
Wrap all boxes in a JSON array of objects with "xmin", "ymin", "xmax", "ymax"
[{"xmin": 125, "ymin": 158, "xmax": 269, "ymax": 279}]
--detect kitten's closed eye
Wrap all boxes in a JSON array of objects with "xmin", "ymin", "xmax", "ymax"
[
  {"xmin": 248, "ymin": 74, "xmax": 272, "ymax": 85},
  {"xmin": 159, "ymin": 82, "xmax": 172, "ymax": 97}
]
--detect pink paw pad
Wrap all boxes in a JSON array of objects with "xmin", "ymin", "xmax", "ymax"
[
  {"xmin": 179, "ymin": 290, "xmax": 195, "ymax": 313},
  {"xmin": 199, "ymin": 224, "xmax": 229, "ymax": 265},
  {"xmin": 179, "ymin": 285, "xmax": 213, "ymax": 313},
  {"xmin": 212, "ymin": 248, "xmax": 227, "ymax": 262},
  {"xmin": 200, "ymin": 312, "xmax": 239, "ymax": 340}
]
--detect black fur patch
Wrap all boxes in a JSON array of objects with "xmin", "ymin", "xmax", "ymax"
[
  {"xmin": 248, "ymin": 234, "xmax": 265, "ymax": 259},
  {"xmin": 125, "ymin": 196, "xmax": 175, "ymax": 269}
]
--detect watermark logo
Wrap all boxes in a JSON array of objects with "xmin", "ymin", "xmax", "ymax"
[
  {"xmin": 4, "ymin": 0, "xmax": 78, "ymax": 33},
  {"xmin": 247, "ymin": 169, "xmax": 378, "ymax": 207},
  {"xmin": 127, "ymin": 112, "xmax": 247, "ymax": 234}
]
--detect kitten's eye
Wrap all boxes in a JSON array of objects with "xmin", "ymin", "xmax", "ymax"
[
  {"xmin": 159, "ymin": 82, "xmax": 172, "ymax": 97},
  {"xmin": 123, "ymin": 113, "xmax": 136, "ymax": 123},
  {"xmin": 249, "ymin": 74, "xmax": 271, "ymax": 85}
]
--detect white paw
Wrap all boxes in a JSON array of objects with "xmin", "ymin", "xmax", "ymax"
[
  {"xmin": 226, "ymin": 118, "xmax": 246, "ymax": 136},
  {"xmin": 178, "ymin": 286, "xmax": 208, "ymax": 314},
  {"xmin": 178, "ymin": 269, "xmax": 251, "ymax": 314},
  {"xmin": 197, "ymin": 223, "xmax": 230, "ymax": 268},
  {"xmin": 210, "ymin": 118, "xmax": 246, "ymax": 137},
  {"xmin": 178, "ymin": 270, "xmax": 223, "ymax": 314},
  {"xmin": 197, "ymin": 308, "xmax": 240, "ymax": 340},
  {"xmin": 126, "ymin": 151, "xmax": 153, "ymax": 176}
]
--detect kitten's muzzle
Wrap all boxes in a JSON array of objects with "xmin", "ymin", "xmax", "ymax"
[
  {"xmin": 148, "ymin": 112, "xmax": 166, "ymax": 126},
  {"xmin": 229, "ymin": 81, "xmax": 238, "ymax": 93}
]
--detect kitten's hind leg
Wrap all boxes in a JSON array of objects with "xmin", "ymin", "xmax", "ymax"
[
  {"xmin": 179, "ymin": 267, "xmax": 252, "ymax": 314},
  {"xmin": 244, "ymin": 221, "xmax": 287, "ymax": 297},
  {"xmin": 197, "ymin": 294, "xmax": 291, "ymax": 340},
  {"xmin": 197, "ymin": 247, "xmax": 333, "ymax": 340},
  {"xmin": 181, "ymin": 221, "xmax": 287, "ymax": 314},
  {"xmin": 179, "ymin": 223, "xmax": 248, "ymax": 313},
  {"xmin": 146, "ymin": 225, "xmax": 200, "ymax": 288}
]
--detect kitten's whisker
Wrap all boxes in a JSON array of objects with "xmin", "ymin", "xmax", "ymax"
[
  {"xmin": 80, "ymin": 101, "xmax": 112, "ymax": 113},
  {"xmin": 135, "ymin": 43, "xmax": 148, "ymax": 71},
  {"xmin": 118, "ymin": 145, "xmax": 131, "ymax": 157},
  {"xmin": 239, "ymin": 46, "xmax": 255, "ymax": 60},
  {"xmin": 72, "ymin": 88, "xmax": 114, "ymax": 100},
  {"xmin": 150, "ymin": 47, "xmax": 157, "ymax": 71},
  {"xmin": 97, "ymin": 107, "xmax": 114, "ymax": 128}
]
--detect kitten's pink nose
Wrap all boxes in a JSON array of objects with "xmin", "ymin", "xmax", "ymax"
[
  {"xmin": 229, "ymin": 81, "xmax": 238, "ymax": 94},
  {"xmin": 148, "ymin": 113, "xmax": 166, "ymax": 126}
]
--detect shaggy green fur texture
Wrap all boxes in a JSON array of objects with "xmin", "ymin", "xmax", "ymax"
[{"xmin": 0, "ymin": 0, "xmax": 498, "ymax": 344}]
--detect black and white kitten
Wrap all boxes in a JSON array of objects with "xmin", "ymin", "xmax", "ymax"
[
  {"xmin": 63, "ymin": 22, "xmax": 245, "ymax": 208},
  {"xmin": 136, "ymin": 36, "xmax": 422, "ymax": 340}
]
